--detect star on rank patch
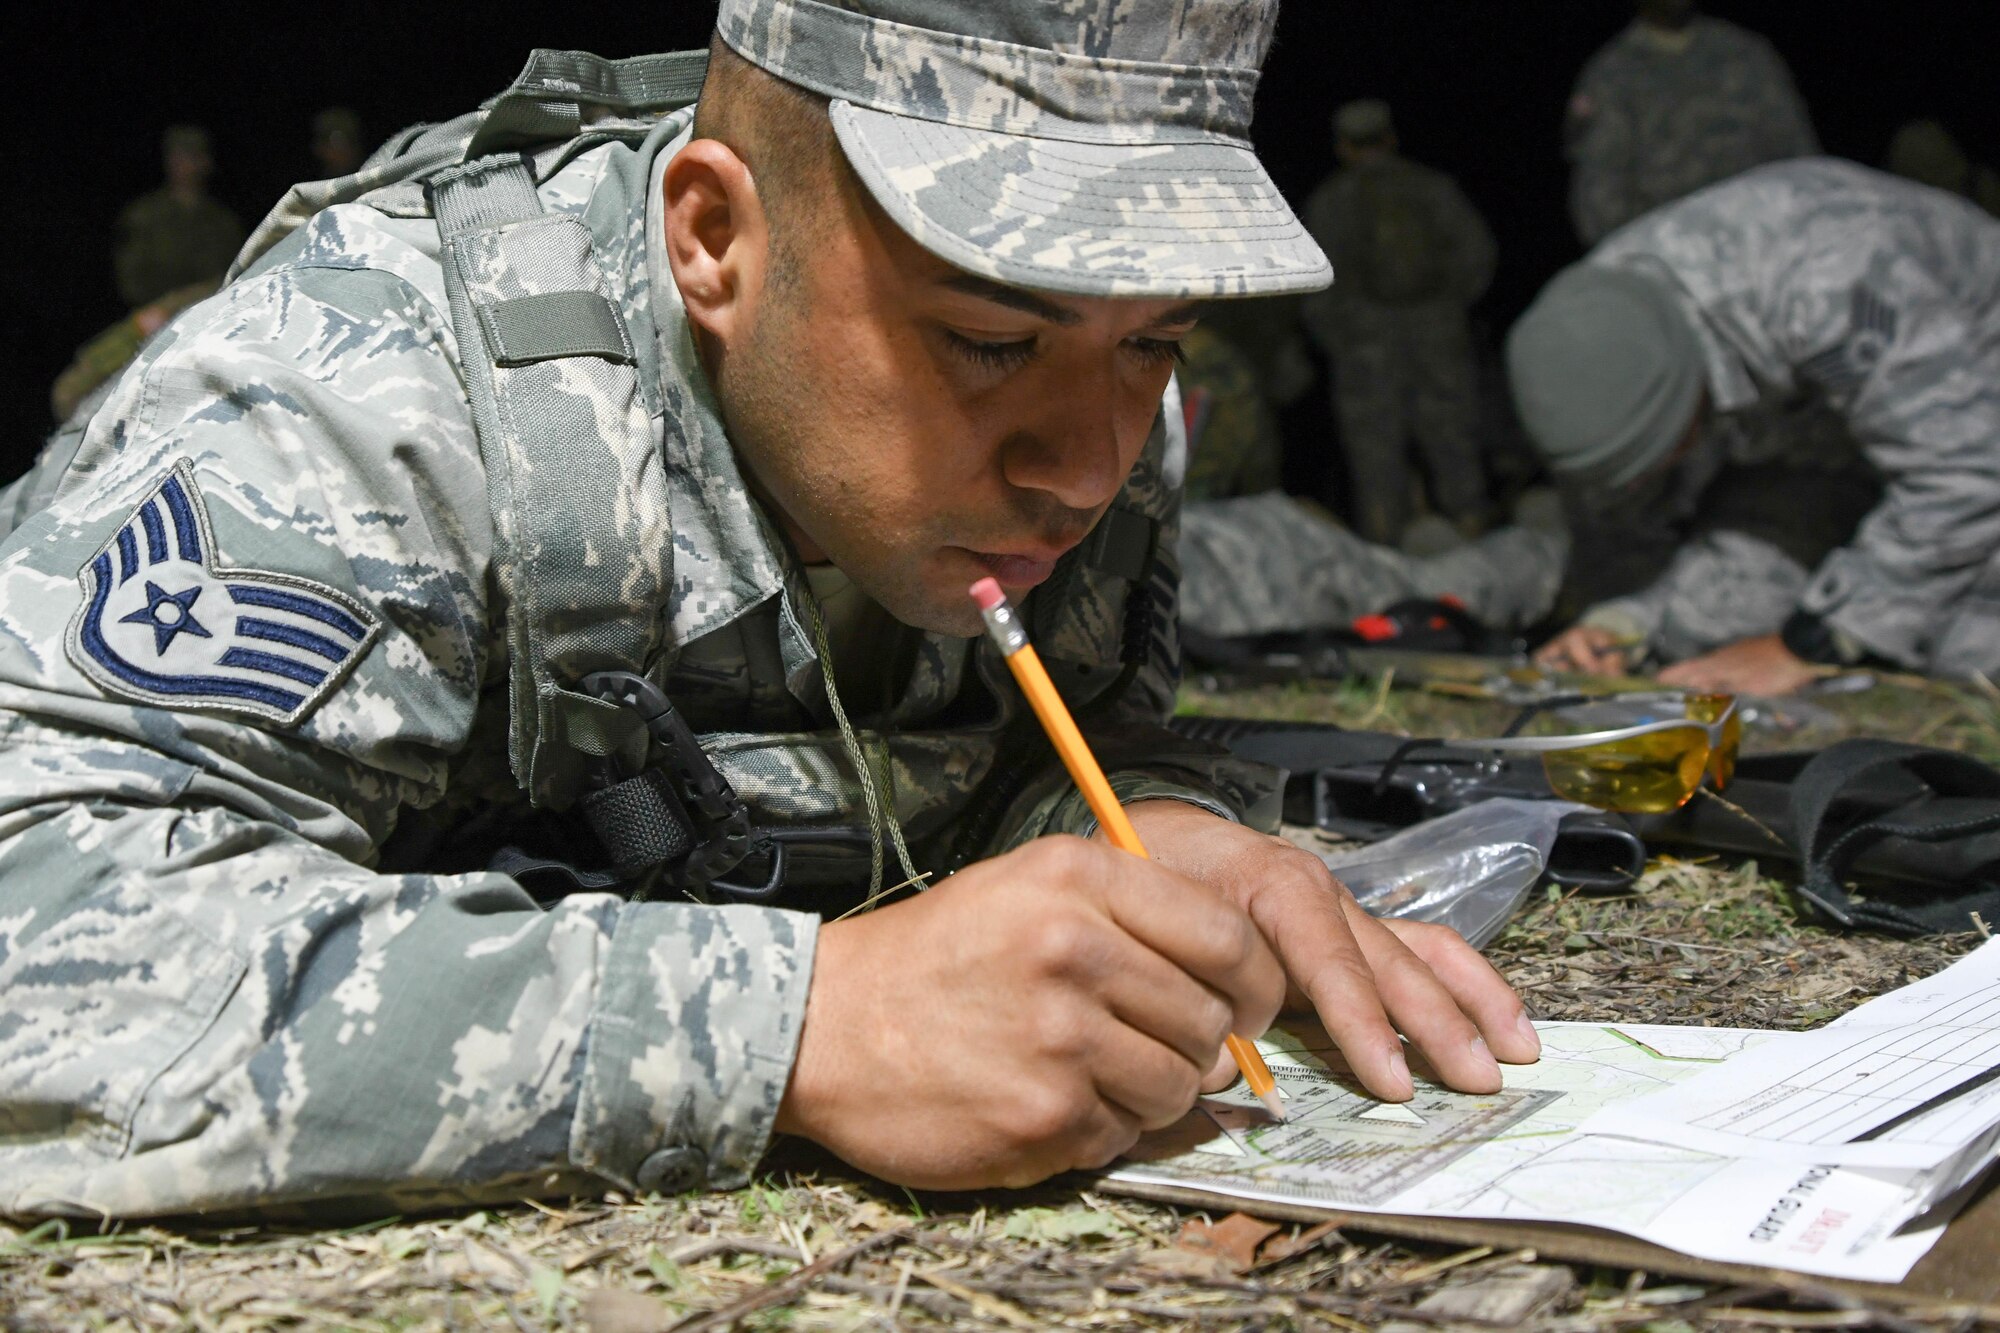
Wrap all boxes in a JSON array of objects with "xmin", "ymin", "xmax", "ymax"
[{"xmin": 65, "ymin": 461, "xmax": 381, "ymax": 726}]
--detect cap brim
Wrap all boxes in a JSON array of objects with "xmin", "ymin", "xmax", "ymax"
[{"xmin": 831, "ymin": 101, "xmax": 1330, "ymax": 300}]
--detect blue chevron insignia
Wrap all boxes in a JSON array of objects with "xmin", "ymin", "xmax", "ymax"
[
  {"xmin": 1799, "ymin": 285, "xmax": 1899, "ymax": 393},
  {"xmin": 64, "ymin": 461, "xmax": 381, "ymax": 726}
]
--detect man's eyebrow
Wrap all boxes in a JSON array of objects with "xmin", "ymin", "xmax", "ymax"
[
  {"xmin": 1150, "ymin": 302, "xmax": 1208, "ymax": 328},
  {"xmin": 940, "ymin": 277, "xmax": 1210, "ymax": 332},
  {"xmin": 942, "ymin": 275, "xmax": 1084, "ymax": 326}
]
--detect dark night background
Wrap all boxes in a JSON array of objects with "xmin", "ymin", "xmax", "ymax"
[{"xmin": 3, "ymin": 2, "xmax": 1995, "ymax": 489}]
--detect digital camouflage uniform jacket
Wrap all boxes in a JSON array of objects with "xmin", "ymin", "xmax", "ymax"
[
  {"xmin": 0, "ymin": 110, "xmax": 1269, "ymax": 1219},
  {"xmin": 1565, "ymin": 16, "xmax": 1818, "ymax": 246},
  {"xmin": 1580, "ymin": 159, "xmax": 2000, "ymax": 674}
]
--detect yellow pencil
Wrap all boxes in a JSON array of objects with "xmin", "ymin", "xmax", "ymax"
[{"xmin": 970, "ymin": 577, "xmax": 1286, "ymax": 1122}]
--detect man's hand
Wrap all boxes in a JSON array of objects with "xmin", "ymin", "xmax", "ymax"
[
  {"xmin": 775, "ymin": 836, "xmax": 1287, "ymax": 1190},
  {"xmin": 1123, "ymin": 801, "xmax": 1540, "ymax": 1103},
  {"xmin": 1658, "ymin": 633, "xmax": 1818, "ymax": 696},
  {"xmin": 1534, "ymin": 624, "xmax": 1633, "ymax": 676}
]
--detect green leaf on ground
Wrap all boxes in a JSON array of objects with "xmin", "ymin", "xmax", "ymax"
[{"xmin": 999, "ymin": 1207, "xmax": 1130, "ymax": 1245}]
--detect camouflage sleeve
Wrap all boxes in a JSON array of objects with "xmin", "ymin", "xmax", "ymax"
[
  {"xmin": 0, "ymin": 786, "xmax": 810, "ymax": 1218},
  {"xmin": 0, "ymin": 228, "xmax": 813, "ymax": 1218},
  {"xmin": 1582, "ymin": 530, "xmax": 1810, "ymax": 664},
  {"xmin": 1800, "ymin": 293, "xmax": 2000, "ymax": 666},
  {"xmin": 1564, "ymin": 59, "xmax": 1637, "ymax": 246}
]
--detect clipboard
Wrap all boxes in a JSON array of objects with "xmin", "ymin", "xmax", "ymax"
[{"xmin": 1103, "ymin": 1174, "xmax": 2000, "ymax": 1315}]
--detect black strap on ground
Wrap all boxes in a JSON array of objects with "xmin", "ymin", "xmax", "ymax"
[{"xmin": 1791, "ymin": 739, "xmax": 2000, "ymax": 936}]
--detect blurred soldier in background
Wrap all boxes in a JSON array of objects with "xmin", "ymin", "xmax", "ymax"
[
  {"xmin": 1192, "ymin": 296, "xmax": 1318, "ymax": 427},
  {"xmin": 1303, "ymin": 99, "xmax": 1495, "ymax": 548},
  {"xmin": 1565, "ymin": 0, "xmax": 1817, "ymax": 246},
  {"xmin": 311, "ymin": 107, "xmax": 366, "ymax": 178},
  {"xmin": 112, "ymin": 125, "xmax": 243, "ymax": 310},
  {"xmin": 1178, "ymin": 326, "xmax": 1285, "ymax": 504},
  {"xmin": 1175, "ymin": 327, "xmax": 1564, "ymax": 642},
  {"xmin": 1510, "ymin": 160, "xmax": 2000, "ymax": 693},
  {"xmin": 57, "ymin": 128, "xmax": 245, "ymax": 421},
  {"xmin": 47, "ymin": 282, "xmax": 215, "ymax": 422},
  {"xmin": 1885, "ymin": 119, "xmax": 2000, "ymax": 218}
]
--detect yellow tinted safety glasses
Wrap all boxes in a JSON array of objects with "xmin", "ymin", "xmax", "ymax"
[
  {"xmin": 1466, "ymin": 692, "xmax": 1741, "ymax": 813},
  {"xmin": 1480, "ymin": 696, "xmax": 1744, "ymax": 808}
]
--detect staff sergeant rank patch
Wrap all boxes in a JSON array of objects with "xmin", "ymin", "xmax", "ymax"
[{"xmin": 65, "ymin": 461, "xmax": 380, "ymax": 727}]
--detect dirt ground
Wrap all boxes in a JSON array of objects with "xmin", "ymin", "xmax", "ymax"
[{"xmin": 4, "ymin": 675, "xmax": 1998, "ymax": 1331}]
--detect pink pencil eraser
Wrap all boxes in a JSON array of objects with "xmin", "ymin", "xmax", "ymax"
[{"xmin": 969, "ymin": 577, "xmax": 1006, "ymax": 611}]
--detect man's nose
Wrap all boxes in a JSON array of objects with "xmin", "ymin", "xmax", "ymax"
[{"xmin": 998, "ymin": 368, "xmax": 1132, "ymax": 512}]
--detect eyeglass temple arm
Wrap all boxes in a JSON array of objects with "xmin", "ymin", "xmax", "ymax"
[
  {"xmin": 1371, "ymin": 737, "xmax": 1450, "ymax": 801},
  {"xmin": 1501, "ymin": 692, "xmax": 1594, "ymax": 739}
]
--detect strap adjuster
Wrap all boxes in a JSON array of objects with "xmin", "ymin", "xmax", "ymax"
[{"xmin": 577, "ymin": 670, "xmax": 754, "ymax": 897}]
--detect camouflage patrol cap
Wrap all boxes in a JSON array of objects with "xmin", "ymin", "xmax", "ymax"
[{"xmin": 713, "ymin": 0, "xmax": 1331, "ymax": 299}]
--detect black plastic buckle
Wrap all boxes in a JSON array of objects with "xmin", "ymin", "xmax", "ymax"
[{"xmin": 578, "ymin": 670, "xmax": 755, "ymax": 897}]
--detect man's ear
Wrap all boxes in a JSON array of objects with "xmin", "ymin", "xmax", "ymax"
[{"xmin": 662, "ymin": 138, "xmax": 772, "ymax": 346}]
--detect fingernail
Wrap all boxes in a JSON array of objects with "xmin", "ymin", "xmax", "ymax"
[
  {"xmin": 1385, "ymin": 1048, "xmax": 1413, "ymax": 1099},
  {"xmin": 1514, "ymin": 1009, "xmax": 1542, "ymax": 1054},
  {"xmin": 1470, "ymin": 1034, "xmax": 1501, "ymax": 1079}
]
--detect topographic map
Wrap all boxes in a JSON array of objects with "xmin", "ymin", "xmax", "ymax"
[{"xmin": 1112, "ymin": 1021, "xmax": 1946, "ymax": 1281}]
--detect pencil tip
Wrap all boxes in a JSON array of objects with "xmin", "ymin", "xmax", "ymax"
[{"xmin": 1259, "ymin": 1087, "xmax": 1286, "ymax": 1122}]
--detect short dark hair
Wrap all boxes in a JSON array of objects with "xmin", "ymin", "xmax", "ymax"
[{"xmin": 692, "ymin": 36, "xmax": 838, "ymax": 241}]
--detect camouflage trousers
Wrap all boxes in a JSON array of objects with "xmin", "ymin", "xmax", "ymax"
[
  {"xmin": 1327, "ymin": 302, "xmax": 1487, "ymax": 545},
  {"xmin": 1178, "ymin": 493, "xmax": 1566, "ymax": 639}
]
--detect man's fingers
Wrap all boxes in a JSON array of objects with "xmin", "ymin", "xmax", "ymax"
[
  {"xmin": 1088, "ymin": 1024, "xmax": 1209, "ymax": 1131},
  {"xmin": 1532, "ymin": 639, "xmax": 1572, "ymax": 669},
  {"xmin": 1339, "ymin": 903, "xmax": 1503, "ymax": 1094},
  {"xmin": 1541, "ymin": 627, "xmax": 1632, "ymax": 678},
  {"xmin": 1243, "ymin": 872, "xmax": 1415, "ymax": 1101},
  {"xmin": 1071, "ymin": 1100, "xmax": 1146, "ymax": 1172},
  {"xmin": 1378, "ymin": 918, "xmax": 1540, "ymax": 1064},
  {"xmin": 1567, "ymin": 633, "xmax": 1603, "ymax": 673},
  {"xmin": 994, "ymin": 1096, "xmax": 1143, "ymax": 1186},
  {"xmin": 1199, "ymin": 1045, "xmax": 1239, "ymax": 1094},
  {"xmin": 1095, "ymin": 935, "xmax": 1236, "ymax": 1070},
  {"xmin": 1576, "ymin": 642, "xmax": 1627, "ymax": 677},
  {"xmin": 1079, "ymin": 843, "xmax": 1287, "ymax": 1038}
]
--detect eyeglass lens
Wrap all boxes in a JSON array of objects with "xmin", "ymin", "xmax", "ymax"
[{"xmin": 1540, "ymin": 729, "xmax": 1711, "ymax": 813}]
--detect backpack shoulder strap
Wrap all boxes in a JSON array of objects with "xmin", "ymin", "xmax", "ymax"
[
  {"xmin": 428, "ymin": 49, "xmax": 708, "ymax": 808},
  {"xmin": 427, "ymin": 149, "xmax": 676, "ymax": 807},
  {"xmin": 464, "ymin": 48, "xmax": 710, "ymax": 159},
  {"xmin": 231, "ymin": 48, "xmax": 709, "ymax": 278}
]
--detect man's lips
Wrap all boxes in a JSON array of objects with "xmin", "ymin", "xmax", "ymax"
[{"xmin": 963, "ymin": 547, "xmax": 1068, "ymax": 588}]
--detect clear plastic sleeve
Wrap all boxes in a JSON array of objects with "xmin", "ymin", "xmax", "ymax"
[{"xmin": 1315, "ymin": 798, "xmax": 1587, "ymax": 947}]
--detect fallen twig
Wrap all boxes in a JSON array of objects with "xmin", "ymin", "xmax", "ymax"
[{"xmin": 668, "ymin": 1224, "xmax": 911, "ymax": 1332}]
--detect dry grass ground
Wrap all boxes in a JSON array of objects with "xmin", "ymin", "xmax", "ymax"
[{"xmin": 4, "ymin": 676, "xmax": 1998, "ymax": 1331}]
